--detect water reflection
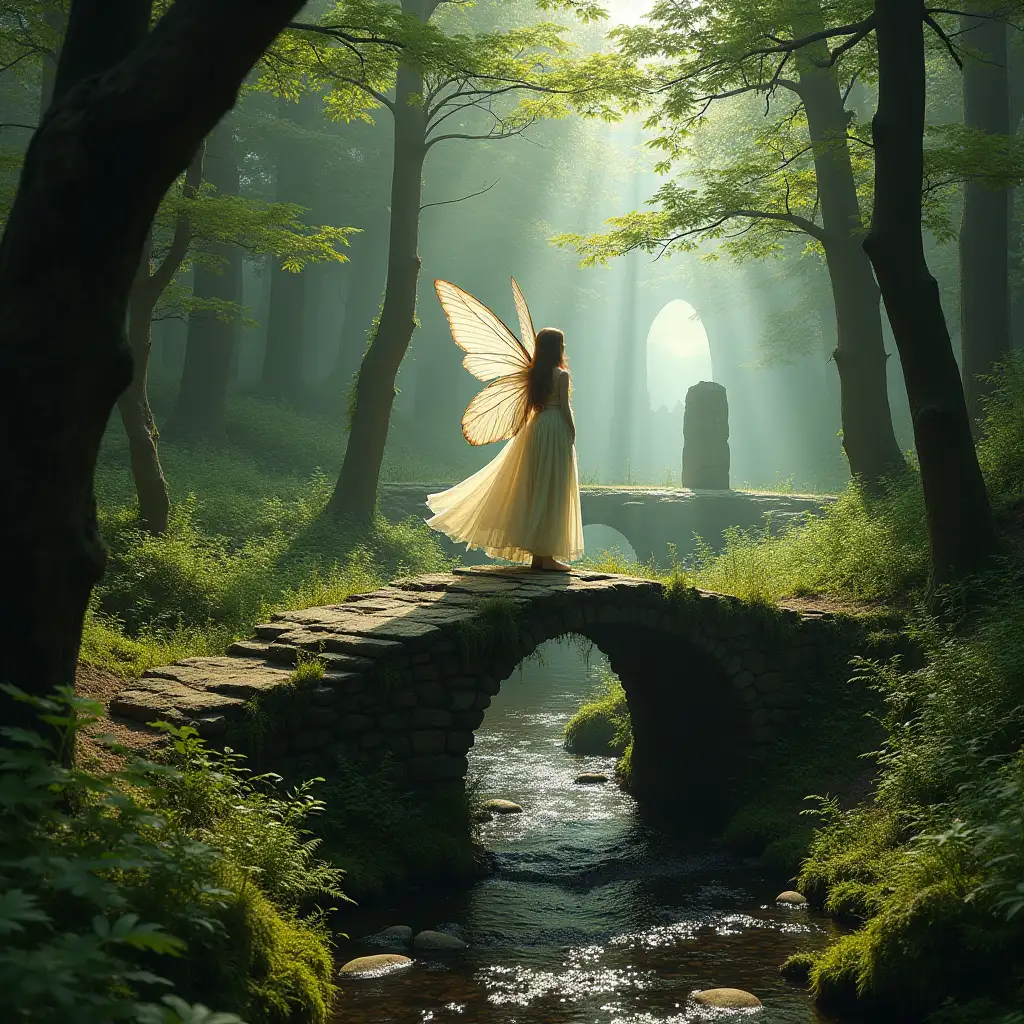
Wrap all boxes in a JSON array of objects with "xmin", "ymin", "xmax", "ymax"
[{"xmin": 332, "ymin": 640, "xmax": 847, "ymax": 1023}]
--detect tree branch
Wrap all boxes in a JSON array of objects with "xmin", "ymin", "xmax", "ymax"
[
  {"xmin": 421, "ymin": 178, "xmax": 499, "ymax": 211},
  {"xmin": 924, "ymin": 13, "xmax": 964, "ymax": 67}
]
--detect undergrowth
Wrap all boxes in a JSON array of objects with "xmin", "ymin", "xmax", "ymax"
[{"xmin": 0, "ymin": 687, "xmax": 339, "ymax": 1024}]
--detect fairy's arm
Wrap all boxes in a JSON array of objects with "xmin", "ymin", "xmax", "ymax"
[{"xmin": 558, "ymin": 370, "xmax": 576, "ymax": 444}]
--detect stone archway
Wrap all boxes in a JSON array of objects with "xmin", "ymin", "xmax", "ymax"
[{"xmin": 111, "ymin": 567, "xmax": 855, "ymax": 819}]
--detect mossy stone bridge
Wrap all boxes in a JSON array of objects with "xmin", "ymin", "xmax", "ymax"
[{"xmin": 113, "ymin": 568, "xmax": 855, "ymax": 815}]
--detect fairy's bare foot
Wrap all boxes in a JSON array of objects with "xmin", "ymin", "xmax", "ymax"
[{"xmin": 542, "ymin": 557, "xmax": 571, "ymax": 572}]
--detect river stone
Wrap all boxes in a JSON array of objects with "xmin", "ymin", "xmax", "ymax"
[
  {"xmin": 692, "ymin": 988, "xmax": 762, "ymax": 1009},
  {"xmin": 776, "ymin": 890, "xmax": 808, "ymax": 906},
  {"xmin": 413, "ymin": 929, "xmax": 468, "ymax": 951},
  {"xmin": 481, "ymin": 799, "xmax": 522, "ymax": 814},
  {"xmin": 364, "ymin": 925, "xmax": 414, "ymax": 946},
  {"xmin": 338, "ymin": 954, "xmax": 412, "ymax": 978},
  {"xmin": 574, "ymin": 772, "xmax": 609, "ymax": 785}
]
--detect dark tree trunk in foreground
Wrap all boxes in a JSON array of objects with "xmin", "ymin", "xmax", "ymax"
[
  {"xmin": 119, "ymin": 144, "xmax": 205, "ymax": 533},
  {"xmin": 795, "ymin": 60, "xmax": 905, "ymax": 485},
  {"xmin": 864, "ymin": 0, "xmax": 997, "ymax": 597},
  {"xmin": 0, "ymin": 0, "xmax": 306, "ymax": 740},
  {"xmin": 169, "ymin": 123, "xmax": 241, "ymax": 442},
  {"xmin": 260, "ymin": 97, "xmax": 315, "ymax": 402},
  {"xmin": 960, "ymin": 13, "xmax": 1011, "ymax": 421},
  {"xmin": 326, "ymin": 62, "xmax": 427, "ymax": 523}
]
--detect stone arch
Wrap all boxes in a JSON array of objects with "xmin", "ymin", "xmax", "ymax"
[{"xmin": 110, "ymin": 568, "xmax": 846, "ymax": 821}]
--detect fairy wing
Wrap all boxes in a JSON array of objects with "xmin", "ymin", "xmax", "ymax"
[
  {"xmin": 435, "ymin": 279, "xmax": 531, "ymax": 382},
  {"xmin": 461, "ymin": 370, "xmax": 532, "ymax": 447},
  {"xmin": 511, "ymin": 277, "xmax": 536, "ymax": 358}
]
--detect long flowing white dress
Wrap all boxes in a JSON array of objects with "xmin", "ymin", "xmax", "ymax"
[{"xmin": 426, "ymin": 367, "xmax": 584, "ymax": 564}]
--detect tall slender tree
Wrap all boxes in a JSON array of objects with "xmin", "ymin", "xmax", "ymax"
[
  {"xmin": 959, "ymin": 8, "xmax": 1011, "ymax": 421},
  {"xmin": 299, "ymin": 0, "xmax": 638, "ymax": 524}
]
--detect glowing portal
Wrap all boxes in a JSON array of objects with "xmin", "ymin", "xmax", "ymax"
[{"xmin": 646, "ymin": 299, "xmax": 714, "ymax": 413}]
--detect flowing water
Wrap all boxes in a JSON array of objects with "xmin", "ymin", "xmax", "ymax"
[{"xmin": 332, "ymin": 640, "xmax": 854, "ymax": 1024}]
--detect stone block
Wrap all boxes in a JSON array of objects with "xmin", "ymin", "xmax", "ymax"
[
  {"xmin": 302, "ymin": 707, "xmax": 339, "ymax": 729},
  {"xmin": 291, "ymin": 728, "xmax": 332, "ymax": 752},
  {"xmin": 414, "ymin": 664, "xmax": 440, "ymax": 681},
  {"xmin": 411, "ymin": 652, "xmax": 431, "ymax": 665},
  {"xmin": 338, "ymin": 695, "xmax": 368, "ymax": 713},
  {"xmin": 453, "ymin": 709, "xmax": 485, "ymax": 730},
  {"xmin": 743, "ymin": 650, "xmax": 766, "ymax": 675},
  {"xmin": 473, "ymin": 693, "xmax": 492, "ymax": 711},
  {"xmin": 751, "ymin": 708, "xmax": 771, "ymax": 727},
  {"xmin": 360, "ymin": 731, "xmax": 384, "ymax": 750},
  {"xmin": 441, "ymin": 657, "xmax": 460, "ymax": 676},
  {"xmin": 756, "ymin": 672, "xmax": 784, "ymax": 693},
  {"xmin": 342, "ymin": 714, "xmax": 373, "ymax": 732},
  {"xmin": 446, "ymin": 731, "xmax": 474, "ymax": 755},
  {"xmin": 386, "ymin": 734, "xmax": 412, "ymax": 758},
  {"xmin": 732, "ymin": 669, "xmax": 754, "ymax": 689},
  {"xmin": 448, "ymin": 690, "xmax": 477, "ymax": 711},
  {"xmin": 379, "ymin": 712, "xmax": 410, "ymax": 731},
  {"xmin": 478, "ymin": 676, "xmax": 501, "ymax": 696},
  {"xmin": 738, "ymin": 686, "xmax": 759, "ymax": 707},
  {"xmin": 391, "ymin": 689, "xmax": 417, "ymax": 709},
  {"xmin": 415, "ymin": 681, "xmax": 446, "ymax": 705},
  {"xmin": 413, "ymin": 709, "xmax": 454, "ymax": 729},
  {"xmin": 411, "ymin": 730, "xmax": 446, "ymax": 755},
  {"xmin": 309, "ymin": 686, "xmax": 336, "ymax": 706}
]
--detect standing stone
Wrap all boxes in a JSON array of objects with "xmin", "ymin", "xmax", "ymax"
[{"xmin": 681, "ymin": 381, "xmax": 730, "ymax": 490}]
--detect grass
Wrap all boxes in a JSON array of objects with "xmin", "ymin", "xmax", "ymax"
[{"xmin": 563, "ymin": 670, "xmax": 632, "ymax": 758}]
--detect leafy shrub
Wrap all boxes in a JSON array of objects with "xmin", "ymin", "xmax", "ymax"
[{"xmin": 0, "ymin": 686, "xmax": 340, "ymax": 1024}]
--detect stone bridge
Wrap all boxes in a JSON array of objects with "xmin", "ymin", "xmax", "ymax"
[
  {"xmin": 379, "ymin": 483, "xmax": 833, "ymax": 568},
  {"xmin": 112, "ymin": 567, "xmax": 856, "ymax": 817}
]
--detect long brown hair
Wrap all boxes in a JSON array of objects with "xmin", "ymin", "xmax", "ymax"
[{"xmin": 527, "ymin": 328, "xmax": 567, "ymax": 412}]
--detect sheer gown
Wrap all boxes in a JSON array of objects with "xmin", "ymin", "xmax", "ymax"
[{"xmin": 426, "ymin": 367, "xmax": 584, "ymax": 564}]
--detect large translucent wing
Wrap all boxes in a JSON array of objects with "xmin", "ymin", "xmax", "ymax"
[
  {"xmin": 511, "ymin": 277, "xmax": 536, "ymax": 358},
  {"xmin": 462, "ymin": 370, "xmax": 532, "ymax": 446},
  {"xmin": 436, "ymin": 279, "xmax": 531, "ymax": 382}
]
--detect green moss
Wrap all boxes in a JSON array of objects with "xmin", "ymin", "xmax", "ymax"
[
  {"xmin": 564, "ymin": 671, "xmax": 631, "ymax": 755},
  {"xmin": 455, "ymin": 595, "xmax": 522, "ymax": 665}
]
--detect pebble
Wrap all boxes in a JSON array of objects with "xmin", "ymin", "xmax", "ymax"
[
  {"xmin": 574, "ymin": 772, "xmax": 609, "ymax": 784},
  {"xmin": 364, "ymin": 925, "xmax": 413, "ymax": 946},
  {"xmin": 338, "ymin": 954, "xmax": 412, "ymax": 978},
  {"xmin": 413, "ymin": 929, "xmax": 468, "ymax": 950},
  {"xmin": 692, "ymin": 988, "xmax": 763, "ymax": 1009},
  {"xmin": 481, "ymin": 799, "xmax": 523, "ymax": 814},
  {"xmin": 776, "ymin": 890, "xmax": 808, "ymax": 906}
]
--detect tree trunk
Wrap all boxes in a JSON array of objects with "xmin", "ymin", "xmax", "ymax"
[
  {"xmin": 169, "ymin": 122, "xmax": 240, "ymax": 442},
  {"xmin": 314, "ymin": 218, "xmax": 390, "ymax": 415},
  {"xmin": 864, "ymin": 0, "xmax": 997, "ymax": 596},
  {"xmin": 0, "ymin": 0, "xmax": 306, "ymax": 741},
  {"xmin": 326, "ymin": 63, "xmax": 427, "ymax": 523},
  {"xmin": 959, "ymin": 12, "xmax": 1011, "ymax": 420},
  {"xmin": 119, "ymin": 234, "xmax": 171, "ymax": 533},
  {"xmin": 259, "ymin": 97, "xmax": 314, "ymax": 401},
  {"xmin": 795, "ymin": 26, "xmax": 905, "ymax": 485}
]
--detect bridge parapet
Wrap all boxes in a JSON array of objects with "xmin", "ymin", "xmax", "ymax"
[{"xmin": 111, "ymin": 568, "xmax": 856, "ymax": 815}]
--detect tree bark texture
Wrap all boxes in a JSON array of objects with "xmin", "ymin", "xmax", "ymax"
[
  {"xmin": 169, "ymin": 122, "xmax": 241, "ymax": 442},
  {"xmin": 864, "ymin": 0, "xmax": 997, "ymax": 596},
  {"xmin": 959, "ymin": 13, "xmax": 1011, "ymax": 420},
  {"xmin": 326, "ymin": 62, "xmax": 427, "ymax": 523},
  {"xmin": 794, "ymin": 23, "xmax": 905, "ymax": 485},
  {"xmin": 259, "ymin": 96, "xmax": 316, "ymax": 401},
  {"xmin": 0, "ymin": 0, "xmax": 306, "ymax": 738}
]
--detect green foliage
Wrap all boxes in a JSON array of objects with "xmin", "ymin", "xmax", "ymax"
[
  {"xmin": 0, "ymin": 687, "xmax": 338, "ymax": 1024},
  {"xmin": 563, "ymin": 669, "xmax": 631, "ymax": 755},
  {"xmin": 455, "ymin": 595, "xmax": 523, "ymax": 664}
]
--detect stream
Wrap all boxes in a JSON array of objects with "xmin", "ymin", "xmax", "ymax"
[{"xmin": 332, "ymin": 639, "xmax": 855, "ymax": 1023}]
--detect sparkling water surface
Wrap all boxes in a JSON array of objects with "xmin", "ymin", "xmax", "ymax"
[{"xmin": 332, "ymin": 641, "xmax": 857, "ymax": 1024}]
